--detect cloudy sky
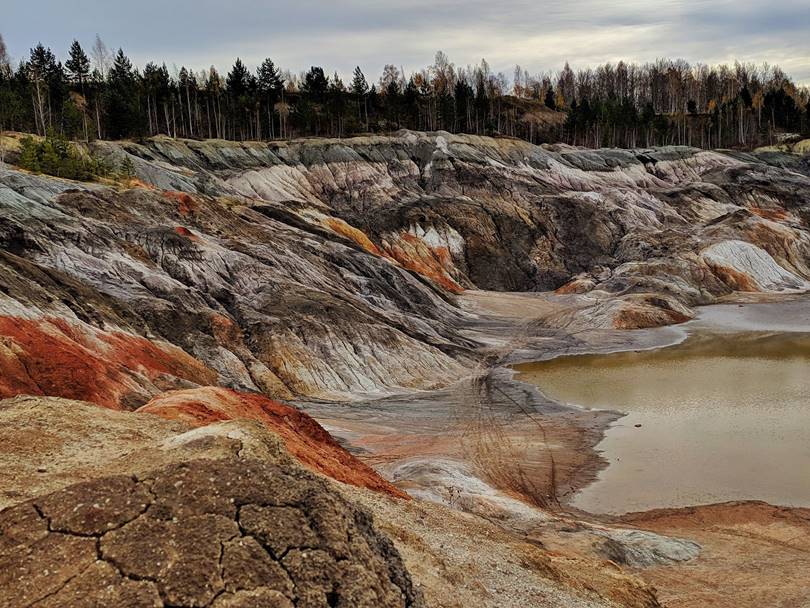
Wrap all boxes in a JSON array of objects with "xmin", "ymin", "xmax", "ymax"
[{"xmin": 4, "ymin": 0, "xmax": 810, "ymax": 84}]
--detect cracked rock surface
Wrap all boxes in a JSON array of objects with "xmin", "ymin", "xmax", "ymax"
[{"xmin": 0, "ymin": 457, "xmax": 423, "ymax": 608}]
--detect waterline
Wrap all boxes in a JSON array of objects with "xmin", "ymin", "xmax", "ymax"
[{"xmin": 516, "ymin": 331, "xmax": 810, "ymax": 514}]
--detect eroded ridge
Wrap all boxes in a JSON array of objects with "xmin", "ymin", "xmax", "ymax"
[{"xmin": 0, "ymin": 458, "xmax": 423, "ymax": 608}]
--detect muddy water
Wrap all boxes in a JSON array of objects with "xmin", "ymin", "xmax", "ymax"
[{"xmin": 516, "ymin": 329, "xmax": 810, "ymax": 514}]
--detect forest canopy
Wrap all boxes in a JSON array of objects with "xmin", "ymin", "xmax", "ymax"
[{"xmin": 1, "ymin": 34, "xmax": 808, "ymax": 150}]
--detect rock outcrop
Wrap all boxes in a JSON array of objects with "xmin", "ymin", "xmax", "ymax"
[{"xmin": 0, "ymin": 163, "xmax": 470, "ymax": 402}]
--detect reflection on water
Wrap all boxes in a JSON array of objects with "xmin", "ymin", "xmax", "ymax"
[{"xmin": 516, "ymin": 332, "xmax": 810, "ymax": 514}]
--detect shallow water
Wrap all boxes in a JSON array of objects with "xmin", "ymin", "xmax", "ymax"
[{"xmin": 516, "ymin": 331, "xmax": 810, "ymax": 514}]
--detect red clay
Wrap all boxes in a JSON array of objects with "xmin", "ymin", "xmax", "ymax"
[
  {"xmin": 0, "ymin": 314, "xmax": 406, "ymax": 498},
  {"xmin": 0, "ymin": 316, "xmax": 216, "ymax": 409},
  {"xmin": 705, "ymin": 262, "xmax": 760, "ymax": 292},
  {"xmin": 163, "ymin": 190, "xmax": 199, "ymax": 216},
  {"xmin": 138, "ymin": 386, "xmax": 409, "ymax": 499},
  {"xmin": 385, "ymin": 233, "xmax": 464, "ymax": 293},
  {"xmin": 173, "ymin": 226, "xmax": 197, "ymax": 239}
]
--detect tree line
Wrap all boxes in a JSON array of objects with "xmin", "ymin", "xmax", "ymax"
[{"xmin": 1, "ymin": 33, "xmax": 808, "ymax": 149}]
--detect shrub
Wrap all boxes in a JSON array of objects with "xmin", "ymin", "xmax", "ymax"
[
  {"xmin": 17, "ymin": 132, "xmax": 110, "ymax": 181},
  {"xmin": 117, "ymin": 155, "xmax": 136, "ymax": 179}
]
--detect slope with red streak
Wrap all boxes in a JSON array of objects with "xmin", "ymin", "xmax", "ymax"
[
  {"xmin": 324, "ymin": 217, "xmax": 383, "ymax": 256},
  {"xmin": 164, "ymin": 190, "xmax": 199, "ymax": 216},
  {"xmin": 324, "ymin": 217, "xmax": 464, "ymax": 293},
  {"xmin": 0, "ymin": 316, "xmax": 217, "ymax": 409},
  {"xmin": 384, "ymin": 233, "xmax": 464, "ymax": 294},
  {"xmin": 138, "ymin": 386, "xmax": 408, "ymax": 499}
]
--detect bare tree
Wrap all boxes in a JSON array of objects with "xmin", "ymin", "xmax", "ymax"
[
  {"xmin": 0, "ymin": 33, "xmax": 10, "ymax": 78},
  {"xmin": 90, "ymin": 34, "xmax": 110, "ymax": 77},
  {"xmin": 0, "ymin": 35, "xmax": 9, "ymax": 161}
]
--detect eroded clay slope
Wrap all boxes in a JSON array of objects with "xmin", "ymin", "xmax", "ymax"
[
  {"xmin": 109, "ymin": 131, "xmax": 810, "ymax": 302},
  {"xmin": 0, "ymin": 168, "xmax": 471, "ymax": 402},
  {"xmin": 3, "ymin": 132, "xmax": 809, "ymax": 403}
]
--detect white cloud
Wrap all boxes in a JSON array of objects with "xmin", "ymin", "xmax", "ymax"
[{"xmin": 4, "ymin": 0, "xmax": 809, "ymax": 85}]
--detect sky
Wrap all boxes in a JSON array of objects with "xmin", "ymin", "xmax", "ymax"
[{"xmin": 3, "ymin": 0, "xmax": 810, "ymax": 85}]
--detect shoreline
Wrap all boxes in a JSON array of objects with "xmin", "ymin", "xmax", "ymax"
[
  {"xmin": 495, "ymin": 291, "xmax": 810, "ymax": 608},
  {"xmin": 516, "ymin": 293, "xmax": 810, "ymax": 517},
  {"xmin": 298, "ymin": 289, "xmax": 810, "ymax": 608},
  {"xmin": 302, "ymin": 290, "xmax": 809, "ymax": 519}
]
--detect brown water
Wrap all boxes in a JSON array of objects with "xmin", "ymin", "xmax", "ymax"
[{"xmin": 516, "ymin": 331, "xmax": 810, "ymax": 514}]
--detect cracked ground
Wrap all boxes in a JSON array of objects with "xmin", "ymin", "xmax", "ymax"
[{"xmin": 0, "ymin": 457, "xmax": 424, "ymax": 608}]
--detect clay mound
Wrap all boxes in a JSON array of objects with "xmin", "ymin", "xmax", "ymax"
[
  {"xmin": 0, "ymin": 457, "xmax": 423, "ymax": 608},
  {"xmin": 138, "ymin": 387, "xmax": 408, "ymax": 499}
]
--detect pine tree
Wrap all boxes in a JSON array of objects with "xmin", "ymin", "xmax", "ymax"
[
  {"xmin": 257, "ymin": 58, "xmax": 283, "ymax": 95},
  {"xmin": 226, "ymin": 58, "xmax": 249, "ymax": 97},
  {"xmin": 65, "ymin": 40, "xmax": 91, "ymax": 139},
  {"xmin": 109, "ymin": 49, "xmax": 133, "ymax": 83},
  {"xmin": 351, "ymin": 67, "xmax": 367, "ymax": 95},
  {"xmin": 27, "ymin": 44, "xmax": 62, "ymax": 135},
  {"xmin": 329, "ymin": 72, "xmax": 347, "ymax": 137},
  {"xmin": 65, "ymin": 41, "xmax": 90, "ymax": 89},
  {"xmin": 302, "ymin": 66, "xmax": 328, "ymax": 102},
  {"xmin": 368, "ymin": 84, "xmax": 379, "ymax": 129},
  {"xmin": 178, "ymin": 66, "xmax": 196, "ymax": 137},
  {"xmin": 351, "ymin": 67, "xmax": 369, "ymax": 129},
  {"xmin": 226, "ymin": 59, "xmax": 252, "ymax": 139},
  {"xmin": 105, "ymin": 49, "xmax": 141, "ymax": 139},
  {"xmin": 544, "ymin": 87, "xmax": 556, "ymax": 110},
  {"xmin": 257, "ymin": 58, "xmax": 283, "ymax": 138}
]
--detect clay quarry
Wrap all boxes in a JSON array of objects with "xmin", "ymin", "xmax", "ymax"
[{"xmin": 1, "ymin": 130, "xmax": 810, "ymax": 607}]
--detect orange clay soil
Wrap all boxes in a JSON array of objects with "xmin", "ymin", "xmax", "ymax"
[
  {"xmin": 138, "ymin": 386, "xmax": 409, "ymax": 499},
  {"xmin": 0, "ymin": 316, "xmax": 216, "ymax": 408},
  {"xmin": 384, "ymin": 232, "xmax": 464, "ymax": 294},
  {"xmin": 703, "ymin": 261, "xmax": 761, "ymax": 292},
  {"xmin": 324, "ymin": 217, "xmax": 384, "ymax": 256},
  {"xmin": 324, "ymin": 217, "xmax": 464, "ymax": 293},
  {"xmin": 163, "ymin": 190, "xmax": 200, "ymax": 216},
  {"xmin": 618, "ymin": 501, "xmax": 810, "ymax": 608},
  {"xmin": 611, "ymin": 304, "xmax": 693, "ymax": 329}
]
